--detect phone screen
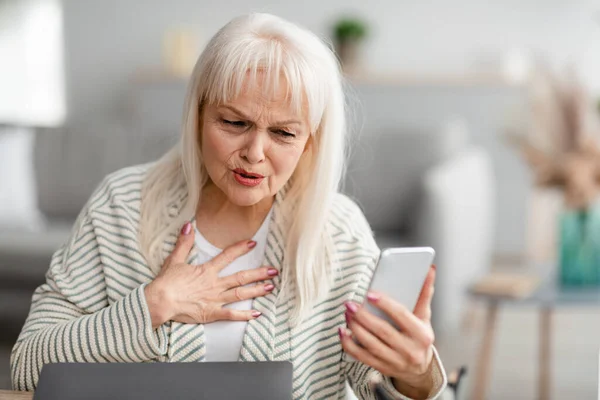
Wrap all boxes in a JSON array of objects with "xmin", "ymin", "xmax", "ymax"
[{"xmin": 363, "ymin": 247, "xmax": 435, "ymax": 328}]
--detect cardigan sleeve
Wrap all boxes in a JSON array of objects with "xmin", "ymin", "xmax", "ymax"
[
  {"xmin": 344, "ymin": 348, "xmax": 447, "ymax": 399},
  {"xmin": 10, "ymin": 210, "xmax": 168, "ymax": 391}
]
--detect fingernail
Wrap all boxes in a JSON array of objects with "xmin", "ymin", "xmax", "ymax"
[
  {"xmin": 345, "ymin": 311, "xmax": 351, "ymax": 327},
  {"xmin": 432, "ymin": 264, "xmax": 437, "ymax": 271},
  {"xmin": 264, "ymin": 284, "xmax": 275, "ymax": 291},
  {"xmin": 344, "ymin": 302, "xmax": 358, "ymax": 314},
  {"xmin": 338, "ymin": 327, "xmax": 345, "ymax": 339},
  {"xmin": 267, "ymin": 268, "xmax": 278, "ymax": 276},
  {"xmin": 248, "ymin": 241, "xmax": 257, "ymax": 249},
  {"xmin": 366, "ymin": 292, "xmax": 380, "ymax": 302},
  {"xmin": 180, "ymin": 222, "xmax": 192, "ymax": 235},
  {"xmin": 252, "ymin": 311, "xmax": 261, "ymax": 317}
]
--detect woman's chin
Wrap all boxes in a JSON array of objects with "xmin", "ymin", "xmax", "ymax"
[{"xmin": 226, "ymin": 188, "xmax": 268, "ymax": 207}]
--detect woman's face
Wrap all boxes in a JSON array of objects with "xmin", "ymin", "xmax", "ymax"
[{"xmin": 200, "ymin": 78, "xmax": 312, "ymax": 207}]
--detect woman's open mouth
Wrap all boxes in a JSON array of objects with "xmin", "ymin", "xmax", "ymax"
[{"xmin": 233, "ymin": 169, "xmax": 264, "ymax": 187}]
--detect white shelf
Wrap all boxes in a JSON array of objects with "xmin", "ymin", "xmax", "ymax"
[{"xmin": 131, "ymin": 67, "xmax": 523, "ymax": 88}]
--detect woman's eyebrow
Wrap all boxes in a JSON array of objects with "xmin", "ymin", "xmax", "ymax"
[
  {"xmin": 219, "ymin": 105, "xmax": 301, "ymax": 126},
  {"xmin": 219, "ymin": 105, "xmax": 249, "ymax": 119}
]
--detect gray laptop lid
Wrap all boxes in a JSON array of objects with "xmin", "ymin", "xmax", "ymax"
[{"xmin": 34, "ymin": 362, "xmax": 293, "ymax": 400}]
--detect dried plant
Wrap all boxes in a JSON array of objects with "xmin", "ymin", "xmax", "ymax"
[{"xmin": 507, "ymin": 67, "xmax": 600, "ymax": 210}]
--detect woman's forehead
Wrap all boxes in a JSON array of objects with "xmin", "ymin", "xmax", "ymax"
[{"xmin": 216, "ymin": 74, "xmax": 307, "ymax": 120}]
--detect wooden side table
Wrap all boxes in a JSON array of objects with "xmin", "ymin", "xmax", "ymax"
[
  {"xmin": 0, "ymin": 390, "xmax": 33, "ymax": 400},
  {"xmin": 469, "ymin": 270, "xmax": 600, "ymax": 400}
]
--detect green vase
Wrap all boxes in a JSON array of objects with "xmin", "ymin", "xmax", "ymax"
[{"xmin": 559, "ymin": 202, "xmax": 600, "ymax": 286}]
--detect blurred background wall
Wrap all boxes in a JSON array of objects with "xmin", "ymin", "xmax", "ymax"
[
  {"xmin": 60, "ymin": 0, "xmax": 600, "ymax": 259},
  {"xmin": 62, "ymin": 0, "xmax": 600, "ymax": 121}
]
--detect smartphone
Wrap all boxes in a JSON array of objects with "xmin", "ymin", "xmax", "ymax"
[{"xmin": 363, "ymin": 247, "xmax": 435, "ymax": 327}]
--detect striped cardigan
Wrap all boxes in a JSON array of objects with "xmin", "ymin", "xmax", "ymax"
[{"xmin": 11, "ymin": 164, "xmax": 446, "ymax": 399}]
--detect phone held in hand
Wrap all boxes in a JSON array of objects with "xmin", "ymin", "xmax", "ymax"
[{"xmin": 363, "ymin": 247, "xmax": 435, "ymax": 328}]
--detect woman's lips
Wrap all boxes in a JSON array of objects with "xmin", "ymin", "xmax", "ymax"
[
  {"xmin": 233, "ymin": 169, "xmax": 264, "ymax": 187},
  {"xmin": 233, "ymin": 168, "xmax": 264, "ymax": 178}
]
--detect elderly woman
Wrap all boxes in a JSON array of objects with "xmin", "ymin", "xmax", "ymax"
[{"xmin": 11, "ymin": 13, "xmax": 446, "ymax": 399}]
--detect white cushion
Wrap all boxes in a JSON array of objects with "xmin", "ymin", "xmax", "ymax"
[{"xmin": 0, "ymin": 126, "xmax": 45, "ymax": 231}]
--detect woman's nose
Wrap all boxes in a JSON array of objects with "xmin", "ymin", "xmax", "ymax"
[{"xmin": 242, "ymin": 131, "xmax": 266, "ymax": 164}]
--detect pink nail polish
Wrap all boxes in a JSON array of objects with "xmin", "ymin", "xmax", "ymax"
[
  {"xmin": 338, "ymin": 327, "xmax": 344, "ymax": 339},
  {"xmin": 248, "ymin": 241, "xmax": 257, "ymax": 249},
  {"xmin": 181, "ymin": 222, "xmax": 192, "ymax": 235},
  {"xmin": 367, "ymin": 292, "xmax": 380, "ymax": 302},
  {"xmin": 264, "ymin": 284, "xmax": 275, "ymax": 291},
  {"xmin": 344, "ymin": 302, "xmax": 358, "ymax": 314},
  {"xmin": 252, "ymin": 311, "xmax": 261, "ymax": 317},
  {"xmin": 345, "ymin": 311, "xmax": 351, "ymax": 327},
  {"xmin": 267, "ymin": 268, "xmax": 278, "ymax": 276}
]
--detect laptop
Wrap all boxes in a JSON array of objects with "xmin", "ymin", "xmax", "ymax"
[{"xmin": 34, "ymin": 362, "xmax": 293, "ymax": 400}]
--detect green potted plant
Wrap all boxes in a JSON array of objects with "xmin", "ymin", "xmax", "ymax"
[{"xmin": 332, "ymin": 17, "xmax": 368, "ymax": 72}]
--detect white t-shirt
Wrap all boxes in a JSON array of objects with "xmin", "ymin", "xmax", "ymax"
[{"xmin": 193, "ymin": 208, "xmax": 273, "ymax": 362}]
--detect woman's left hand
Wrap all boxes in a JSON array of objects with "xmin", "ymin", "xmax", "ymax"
[{"xmin": 339, "ymin": 265, "xmax": 437, "ymax": 399}]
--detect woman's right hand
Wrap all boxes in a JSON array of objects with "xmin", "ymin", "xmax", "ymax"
[{"xmin": 144, "ymin": 222, "xmax": 278, "ymax": 329}]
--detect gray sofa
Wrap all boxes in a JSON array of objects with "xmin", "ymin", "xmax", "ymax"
[
  {"xmin": 344, "ymin": 120, "xmax": 495, "ymax": 334},
  {"xmin": 0, "ymin": 103, "xmax": 494, "ymax": 342},
  {"xmin": 0, "ymin": 123, "xmax": 176, "ymax": 339},
  {"xmin": 0, "ymin": 125, "xmax": 493, "ymax": 340}
]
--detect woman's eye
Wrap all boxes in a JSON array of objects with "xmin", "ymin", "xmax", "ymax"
[
  {"xmin": 277, "ymin": 130, "xmax": 295, "ymax": 138},
  {"xmin": 223, "ymin": 119, "xmax": 246, "ymax": 127}
]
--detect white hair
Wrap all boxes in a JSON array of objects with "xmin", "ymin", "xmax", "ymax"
[{"xmin": 139, "ymin": 13, "xmax": 347, "ymax": 324}]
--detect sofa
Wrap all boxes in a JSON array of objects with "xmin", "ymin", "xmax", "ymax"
[
  {"xmin": 0, "ymin": 123, "xmax": 176, "ymax": 340},
  {"xmin": 0, "ymin": 84, "xmax": 495, "ymax": 344},
  {"xmin": 344, "ymin": 121, "xmax": 495, "ymax": 335},
  {"xmin": 0, "ymin": 124, "xmax": 493, "ymax": 343}
]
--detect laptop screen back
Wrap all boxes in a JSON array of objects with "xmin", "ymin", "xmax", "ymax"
[{"xmin": 34, "ymin": 362, "xmax": 293, "ymax": 400}]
